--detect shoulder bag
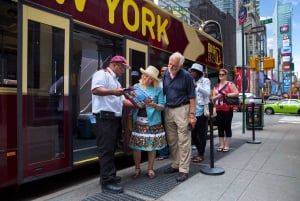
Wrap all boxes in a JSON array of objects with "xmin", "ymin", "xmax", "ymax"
[{"xmin": 219, "ymin": 82, "xmax": 240, "ymax": 105}]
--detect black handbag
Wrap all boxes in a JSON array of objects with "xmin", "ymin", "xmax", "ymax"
[
  {"xmin": 219, "ymin": 82, "xmax": 240, "ymax": 105},
  {"xmin": 224, "ymin": 97, "xmax": 240, "ymax": 105}
]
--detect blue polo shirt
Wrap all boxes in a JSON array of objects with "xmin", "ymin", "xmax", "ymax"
[{"xmin": 163, "ymin": 69, "xmax": 195, "ymax": 107}]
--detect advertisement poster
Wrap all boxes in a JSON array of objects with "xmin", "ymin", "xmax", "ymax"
[{"xmin": 236, "ymin": 67, "xmax": 250, "ymax": 93}]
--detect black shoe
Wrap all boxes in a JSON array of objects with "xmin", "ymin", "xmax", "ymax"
[
  {"xmin": 101, "ymin": 183, "xmax": 123, "ymax": 194},
  {"xmin": 164, "ymin": 167, "xmax": 179, "ymax": 174},
  {"xmin": 113, "ymin": 176, "xmax": 122, "ymax": 183},
  {"xmin": 176, "ymin": 172, "xmax": 188, "ymax": 182}
]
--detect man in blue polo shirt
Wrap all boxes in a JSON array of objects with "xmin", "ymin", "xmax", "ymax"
[{"xmin": 163, "ymin": 52, "xmax": 196, "ymax": 182}]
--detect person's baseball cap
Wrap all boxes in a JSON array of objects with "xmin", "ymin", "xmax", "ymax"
[{"xmin": 110, "ymin": 55, "xmax": 131, "ymax": 69}]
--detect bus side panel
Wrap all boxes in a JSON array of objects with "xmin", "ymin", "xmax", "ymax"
[
  {"xmin": 22, "ymin": 95, "xmax": 70, "ymax": 177},
  {"xmin": 0, "ymin": 93, "xmax": 18, "ymax": 188}
]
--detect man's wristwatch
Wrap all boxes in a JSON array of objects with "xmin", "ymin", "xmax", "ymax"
[{"xmin": 189, "ymin": 112, "xmax": 196, "ymax": 115}]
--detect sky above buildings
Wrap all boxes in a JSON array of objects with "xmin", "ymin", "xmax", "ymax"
[{"xmin": 260, "ymin": 0, "xmax": 300, "ymax": 76}]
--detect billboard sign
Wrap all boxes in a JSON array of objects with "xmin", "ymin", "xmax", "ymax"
[
  {"xmin": 282, "ymin": 38, "xmax": 290, "ymax": 47},
  {"xmin": 282, "ymin": 56, "xmax": 290, "ymax": 62},
  {"xmin": 282, "ymin": 62, "xmax": 290, "ymax": 71},
  {"xmin": 281, "ymin": 46, "xmax": 291, "ymax": 56},
  {"xmin": 280, "ymin": 25, "xmax": 289, "ymax": 33}
]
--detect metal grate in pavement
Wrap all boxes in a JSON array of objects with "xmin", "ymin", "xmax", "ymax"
[
  {"xmin": 82, "ymin": 192, "xmax": 146, "ymax": 201},
  {"xmin": 83, "ymin": 138, "xmax": 246, "ymax": 200},
  {"xmin": 124, "ymin": 163, "xmax": 202, "ymax": 199},
  {"xmin": 125, "ymin": 138, "xmax": 246, "ymax": 199}
]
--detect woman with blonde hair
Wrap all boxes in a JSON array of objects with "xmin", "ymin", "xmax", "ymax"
[{"xmin": 129, "ymin": 65, "xmax": 167, "ymax": 179}]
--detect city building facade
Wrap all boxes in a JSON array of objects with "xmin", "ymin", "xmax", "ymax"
[
  {"xmin": 210, "ymin": 0, "xmax": 236, "ymax": 18},
  {"xmin": 236, "ymin": 0, "xmax": 264, "ymax": 96},
  {"xmin": 272, "ymin": 1, "xmax": 297, "ymax": 97}
]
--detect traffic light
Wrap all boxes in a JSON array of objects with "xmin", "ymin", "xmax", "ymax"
[
  {"xmin": 249, "ymin": 57, "xmax": 259, "ymax": 71},
  {"xmin": 263, "ymin": 57, "xmax": 275, "ymax": 70}
]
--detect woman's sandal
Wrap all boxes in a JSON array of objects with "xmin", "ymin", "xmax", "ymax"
[
  {"xmin": 156, "ymin": 157, "xmax": 165, "ymax": 161},
  {"xmin": 216, "ymin": 147, "xmax": 224, "ymax": 152},
  {"xmin": 191, "ymin": 156, "xmax": 204, "ymax": 163},
  {"xmin": 132, "ymin": 168, "xmax": 141, "ymax": 179},
  {"xmin": 222, "ymin": 147, "xmax": 230, "ymax": 152},
  {"xmin": 147, "ymin": 169, "xmax": 156, "ymax": 179}
]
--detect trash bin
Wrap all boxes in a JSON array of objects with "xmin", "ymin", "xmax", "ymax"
[
  {"xmin": 246, "ymin": 98, "xmax": 264, "ymax": 130},
  {"xmin": 77, "ymin": 113, "xmax": 95, "ymax": 139}
]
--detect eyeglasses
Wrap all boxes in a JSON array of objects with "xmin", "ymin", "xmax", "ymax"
[
  {"xmin": 115, "ymin": 63, "xmax": 124, "ymax": 69},
  {"xmin": 219, "ymin": 73, "xmax": 225, "ymax": 76}
]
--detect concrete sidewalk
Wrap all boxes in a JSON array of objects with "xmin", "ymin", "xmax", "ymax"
[
  {"xmin": 159, "ymin": 122, "xmax": 300, "ymax": 201},
  {"xmin": 37, "ymin": 119, "xmax": 300, "ymax": 201}
]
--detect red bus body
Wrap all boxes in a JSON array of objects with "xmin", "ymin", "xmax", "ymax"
[{"xmin": 0, "ymin": 0, "xmax": 223, "ymax": 188}]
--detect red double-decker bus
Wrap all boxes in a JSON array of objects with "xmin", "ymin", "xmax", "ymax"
[{"xmin": 0, "ymin": 0, "xmax": 223, "ymax": 188}]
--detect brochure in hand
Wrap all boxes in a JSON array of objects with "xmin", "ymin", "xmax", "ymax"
[{"xmin": 123, "ymin": 86, "xmax": 153, "ymax": 108}]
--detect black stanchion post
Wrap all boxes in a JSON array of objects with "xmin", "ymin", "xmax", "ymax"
[
  {"xmin": 247, "ymin": 102, "xmax": 261, "ymax": 144},
  {"xmin": 200, "ymin": 101, "xmax": 225, "ymax": 175}
]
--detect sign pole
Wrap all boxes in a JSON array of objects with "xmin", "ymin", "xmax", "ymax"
[
  {"xmin": 242, "ymin": 22, "xmax": 246, "ymax": 133},
  {"xmin": 238, "ymin": 1, "xmax": 247, "ymax": 134}
]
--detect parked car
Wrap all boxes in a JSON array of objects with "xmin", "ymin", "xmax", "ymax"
[
  {"xmin": 265, "ymin": 96, "xmax": 282, "ymax": 104},
  {"xmin": 264, "ymin": 99, "xmax": 300, "ymax": 115},
  {"xmin": 235, "ymin": 93, "xmax": 254, "ymax": 112}
]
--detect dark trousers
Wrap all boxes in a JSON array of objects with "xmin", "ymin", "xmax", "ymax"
[
  {"xmin": 216, "ymin": 110, "xmax": 233, "ymax": 137},
  {"xmin": 191, "ymin": 114, "xmax": 208, "ymax": 156},
  {"xmin": 94, "ymin": 115, "xmax": 121, "ymax": 185}
]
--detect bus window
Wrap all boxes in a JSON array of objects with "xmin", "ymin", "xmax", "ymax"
[{"xmin": 0, "ymin": 2, "xmax": 17, "ymax": 87}]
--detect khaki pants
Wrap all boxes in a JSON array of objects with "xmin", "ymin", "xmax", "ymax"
[{"xmin": 164, "ymin": 104, "xmax": 191, "ymax": 173}]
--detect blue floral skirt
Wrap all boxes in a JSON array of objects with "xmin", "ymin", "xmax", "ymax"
[{"xmin": 129, "ymin": 118, "xmax": 167, "ymax": 152}]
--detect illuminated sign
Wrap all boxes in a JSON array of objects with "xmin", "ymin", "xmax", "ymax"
[
  {"xmin": 280, "ymin": 25, "xmax": 289, "ymax": 33},
  {"xmin": 281, "ymin": 46, "xmax": 291, "ymax": 56},
  {"xmin": 282, "ymin": 62, "xmax": 290, "ymax": 72},
  {"xmin": 282, "ymin": 56, "xmax": 290, "ymax": 62},
  {"xmin": 282, "ymin": 38, "xmax": 290, "ymax": 47}
]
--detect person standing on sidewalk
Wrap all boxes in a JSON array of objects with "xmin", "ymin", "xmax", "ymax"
[
  {"xmin": 189, "ymin": 63, "xmax": 211, "ymax": 162},
  {"xmin": 91, "ymin": 55, "xmax": 133, "ymax": 194},
  {"xmin": 129, "ymin": 65, "xmax": 167, "ymax": 179},
  {"xmin": 163, "ymin": 52, "xmax": 196, "ymax": 182},
  {"xmin": 212, "ymin": 69, "xmax": 238, "ymax": 152}
]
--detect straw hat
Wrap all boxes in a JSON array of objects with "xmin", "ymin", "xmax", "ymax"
[{"xmin": 140, "ymin": 66, "xmax": 160, "ymax": 81}]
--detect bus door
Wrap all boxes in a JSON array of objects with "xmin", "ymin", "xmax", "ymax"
[
  {"xmin": 20, "ymin": 4, "xmax": 71, "ymax": 181},
  {"xmin": 122, "ymin": 38, "xmax": 149, "ymax": 153}
]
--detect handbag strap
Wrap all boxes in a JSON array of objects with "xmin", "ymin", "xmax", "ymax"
[{"xmin": 218, "ymin": 82, "xmax": 229, "ymax": 93}]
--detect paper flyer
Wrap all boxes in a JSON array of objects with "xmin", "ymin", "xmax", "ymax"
[{"xmin": 123, "ymin": 86, "xmax": 153, "ymax": 108}]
